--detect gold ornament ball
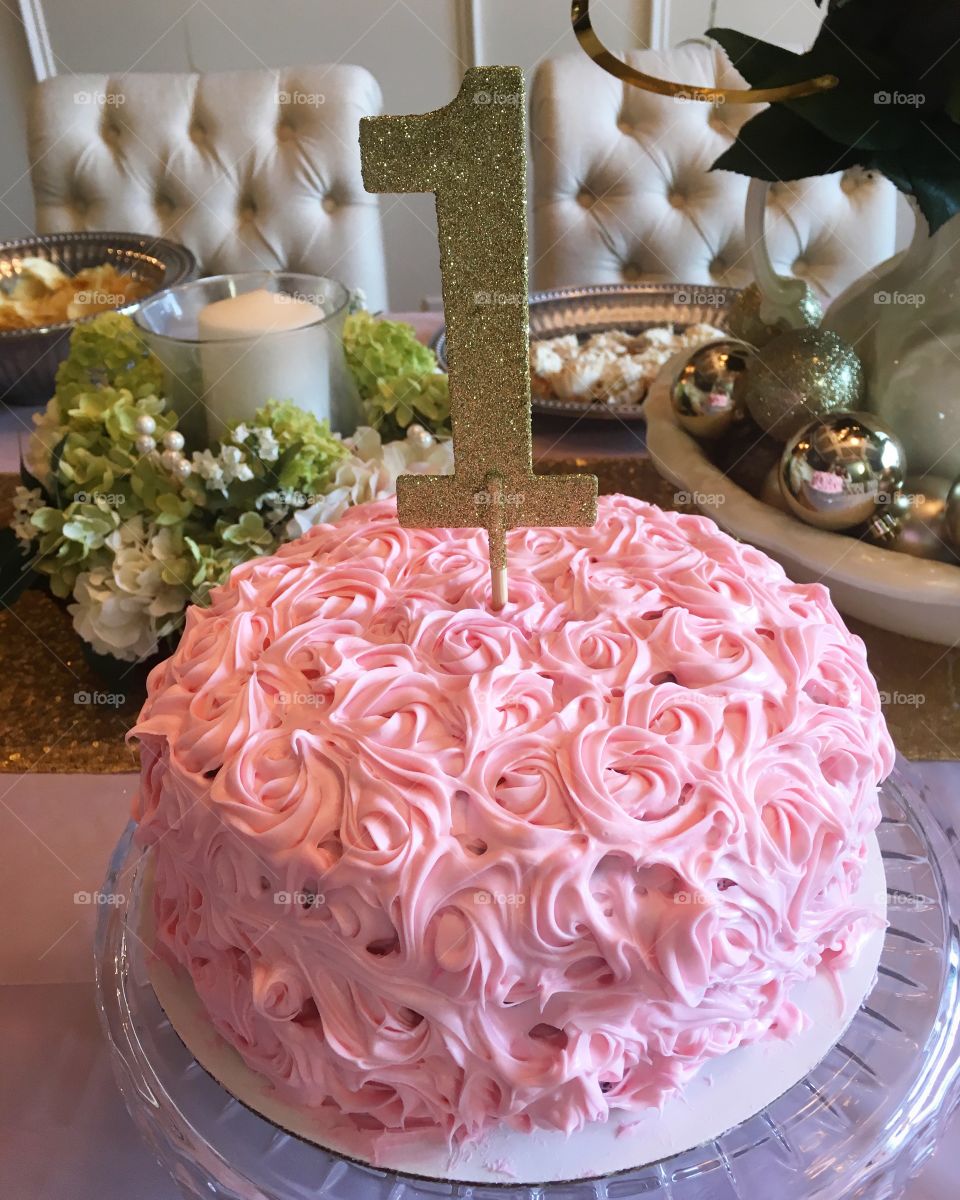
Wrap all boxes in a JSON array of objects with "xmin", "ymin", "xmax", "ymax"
[
  {"xmin": 670, "ymin": 339, "xmax": 754, "ymax": 440},
  {"xmin": 780, "ymin": 412, "xmax": 905, "ymax": 531},
  {"xmin": 726, "ymin": 281, "xmax": 822, "ymax": 349},
  {"xmin": 745, "ymin": 327, "xmax": 864, "ymax": 442}
]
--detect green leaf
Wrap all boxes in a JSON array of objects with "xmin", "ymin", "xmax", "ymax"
[
  {"xmin": 19, "ymin": 458, "xmax": 51, "ymax": 504},
  {"xmin": 712, "ymin": 105, "xmax": 864, "ymax": 181},
  {"xmin": 0, "ymin": 527, "xmax": 39, "ymax": 607},
  {"xmin": 707, "ymin": 28, "xmax": 801, "ymax": 87}
]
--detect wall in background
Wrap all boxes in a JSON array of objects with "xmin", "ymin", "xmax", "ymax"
[{"xmin": 5, "ymin": 0, "xmax": 825, "ymax": 308}]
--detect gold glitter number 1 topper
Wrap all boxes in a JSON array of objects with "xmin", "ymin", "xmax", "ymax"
[{"xmin": 359, "ymin": 66, "xmax": 597, "ymax": 610}]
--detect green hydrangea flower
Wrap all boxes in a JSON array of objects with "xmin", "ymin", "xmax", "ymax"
[
  {"xmin": 54, "ymin": 312, "xmax": 164, "ymax": 412},
  {"xmin": 343, "ymin": 311, "xmax": 438, "ymax": 399},
  {"xmin": 364, "ymin": 372, "xmax": 450, "ymax": 441},
  {"xmin": 220, "ymin": 511, "xmax": 274, "ymax": 549},
  {"xmin": 230, "ymin": 400, "xmax": 346, "ymax": 499}
]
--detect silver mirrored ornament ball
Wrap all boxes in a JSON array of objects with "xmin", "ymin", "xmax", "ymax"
[
  {"xmin": 780, "ymin": 412, "xmax": 905, "ymax": 531},
  {"xmin": 944, "ymin": 476, "xmax": 960, "ymax": 550},
  {"xmin": 670, "ymin": 339, "xmax": 754, "ymax": 440},
  {"xmin": 881, "ymin": 476, "xmax": 959, "ymax": 562},
  {"xmin": 745, "ymin": 328, "xmax": 864, "ymax": 442},
  {"xmin": 726, "ymin": 280, "xmax": 822, "ymax": 349}
]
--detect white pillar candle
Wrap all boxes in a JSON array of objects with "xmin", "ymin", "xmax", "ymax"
[{"xmin": 198, "ymin": 288, "xmax": 331, "ymax": 439}]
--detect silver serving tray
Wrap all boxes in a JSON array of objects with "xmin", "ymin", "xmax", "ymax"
[{"xmin": 430, "ymin": 282, "xmax": 737, "ymax": 422}]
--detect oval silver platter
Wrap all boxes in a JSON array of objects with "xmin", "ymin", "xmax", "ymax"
[{"xmin": 430, "ymin": 282, "xmax": 737, "ymax": 422}]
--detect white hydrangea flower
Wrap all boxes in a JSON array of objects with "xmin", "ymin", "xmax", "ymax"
[
  {"xmin": 232, "ymin": 423, "xmax": 251, "ymax": 444},
  {"xmin": 10, "ymin": 485, "xmax": 44, "ymax": 547},
  {"xmin": 286, "ymin": 427, "xmax": 454, "ymax": 538},
  {"xmin": 68, "ymin": 516, "xmax": 189, "ymax": 662}
]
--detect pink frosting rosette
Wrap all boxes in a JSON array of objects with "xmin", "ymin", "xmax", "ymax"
[{"xmin": 131, "ymin": 494, "xmax": 894, "ymax": 1146}]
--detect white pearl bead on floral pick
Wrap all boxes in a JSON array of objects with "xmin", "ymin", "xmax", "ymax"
[
  {"xmin": 172, "ymin": 458, "xmax": 192, "ymax": 481},
  {"xmin": 134, "ymin": 434, "xmax": 157, "ymax": 456},
  {"xmin": 406, "ymin": 422, "xmax": 434, "ymax": 449},
  {"xmin": 162, "ymin": 430, "xmax": 185, "ymax": 453},
  {"xmin": 160, "ymin": 449, "xmax": 184, "ymax": 473},
  {"xmin": 135, "ymin": 414, "xmax": 157, "ymax": 437}
]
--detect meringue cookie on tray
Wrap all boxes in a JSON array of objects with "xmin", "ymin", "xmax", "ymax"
[{"xmin": 529, "ymin": 323, "xmax": 726, "ymax": 410}]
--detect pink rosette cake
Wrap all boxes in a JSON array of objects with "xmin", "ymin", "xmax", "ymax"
[{"xmin": 132, "ymin": 494, "xmax": 894, "ymax": 1145}]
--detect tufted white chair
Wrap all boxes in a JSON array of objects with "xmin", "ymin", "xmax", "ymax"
[
  {"xmin": 531, "ymin": 44, "xmax": 899, "ymax": 303},
  {"xmin": 28, "ymin": 66, "xmax": 388, "ymax": 311}
]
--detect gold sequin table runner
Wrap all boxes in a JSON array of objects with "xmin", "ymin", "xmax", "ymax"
[{"xmin": 0, "ymin": 464, "xmax": 956, "ymax": 772}]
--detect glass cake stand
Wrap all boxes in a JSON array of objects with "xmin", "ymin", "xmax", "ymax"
[{"xmin": 95, "ymin": 758, "xmax": 960, "ymax": 1200}]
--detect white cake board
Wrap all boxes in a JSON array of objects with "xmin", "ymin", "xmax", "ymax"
[{"xmin": 145, "ymin": 837, "xmax": 886, "ymax": 1186}]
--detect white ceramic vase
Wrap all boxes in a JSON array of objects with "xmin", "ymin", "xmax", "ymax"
[{"xmin": 825, "ymin": 204, "xmax": 960, "ymax": 482}]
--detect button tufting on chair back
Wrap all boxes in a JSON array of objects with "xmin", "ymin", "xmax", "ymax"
[
  {"xmin": 531, "ymin": 44, "xmax": 898, "ymax": 304},
  {"xmin": 28, "ymin": 66, "xmax": 388, "ymax": 310}
]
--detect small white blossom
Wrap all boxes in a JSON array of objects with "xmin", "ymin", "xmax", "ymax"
[
  {"xmin": 219, "ymin": 444, "xmax": 254, "ymax": 485},
  {"xmin": 232, "ymin": 423, "xmax": 251, "ymax": 444},
  {"xmin": 10, "ymin": 485, "xmax": 44, "ymax": 547},
  {"xmin": 286, "ymin": 427, "xmax": 454, "ymax": 537},
  {"xmin": 191, "ymin": 448, "xmax": 227, "ymax": 494},
  {"xmin": 253, "ymin": 426, "xmax": 280, "ymax": 463}
]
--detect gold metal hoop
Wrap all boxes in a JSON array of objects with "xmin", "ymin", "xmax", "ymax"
[{"xmin": 571, "ymin": 0, "xmax": 838, "ymax": 105}]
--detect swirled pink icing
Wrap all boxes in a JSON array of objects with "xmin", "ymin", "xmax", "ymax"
[{"xmin": 132, "ymin": 494, "xmax": 894, "ymax": 1144}]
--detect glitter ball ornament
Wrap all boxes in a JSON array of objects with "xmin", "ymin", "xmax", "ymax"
[
  {"xmin": 670, "ymin": 340, "xmax": 753, "ymax": 440},
  {"xmin": 745, "ymin": 328, "xmax": 864, "ymax": 442},
  {"xmin": 780, "ymin": 412, "xmax": 904, "ymax": 531},
  {"xmin": 726, "ymin": 280, "xmax": 823, "ymax": 349},
  {"xmin": 162, "ymin": 430, "xmax": 185, "ymax": 453},
  {"xmin": 134, "ymin": 414, "xmax": 157, "ymax": 437},
  {"xmin": 134, "ymin": 434, "xmax": 157, "ymax": 456}
]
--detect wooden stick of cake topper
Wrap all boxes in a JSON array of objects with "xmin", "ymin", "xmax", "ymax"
[{"xmin": 359, "ymin": 66, "xmax": 597, "ymax": 611}]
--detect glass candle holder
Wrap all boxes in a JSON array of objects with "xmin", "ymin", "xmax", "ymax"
[{"xmin": 134, "ymin": 271, "xmax": 359, "ymax": 445}]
